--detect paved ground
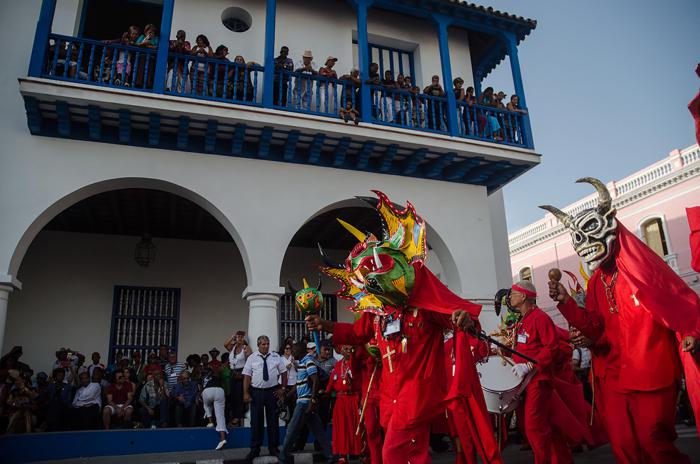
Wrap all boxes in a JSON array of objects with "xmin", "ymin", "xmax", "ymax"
[{"xmin": 31, "ymin": 425, "xmax": 700, "ymax": 464}]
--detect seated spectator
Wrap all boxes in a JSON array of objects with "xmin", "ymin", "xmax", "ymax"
[
  {"xmin": 294, "ymin": 50, "xmax": 317, "ymax": 110},
  {"xmin": 53, "ymin": 348, "xmax": 78, "ymax": 386},
  {"xmin": 186, "ymin": 353, "xmax": 203, "ymax": 383},
  {"xmin": 172, "ymin": 371, "xmax": 198, "ymax": 427},
  {"xmin": 123, "ymin": 367, "xmax": 137, "ymax": 393},
  {"xmin": 190, "ymin": 35, "xmax": 214, "ymax": 96},
  {"xmin": 139, "ymin": 372, "xmax": 169, "ymax": 428},
  {"xmin": 45, "ymin": 368, "xmax": 73, "ymax": 431},
  {"xmin": 130, "ymin": 351, "xmax": 145, "ymax": 380},
  {"xmin": 424, "ymin": 75, "xmax": 446, "ymax": 130},
  {"xmin": 106, "ymin": 351, "xmax": 124, "ymax": 378},
  {"xmin": 34, "ymin": 372, "xmax": 51, "ymax": 431},
  {"xmin": 164, "ymin": 351, "xmax": 187, "ymax": 393},
  {"xmin": 167, "ymin": 29, "xmax": 191, "ymax": 93},
  {"xmin": 91, "ymin": 366, "xmax": 110, "ymax": 390},
  {"xmin": 6, "ymin": 374, "xmax": 38, "ymax": 433},
  {"xmin": 339, "ymin": 99, "xmax": 360, "ymax": 125},
  {"xmin": 85, "ymin": 352, "xmax": 105, "ymax": 379},
  {"xmin": 72, "ymin": 371, "xmax": 101, "ymax": 430},
  {"xmin": 142, "ymin": 352, "xmax": 163, "ymax": 383},
  {"xmin": 158, "ymin": 344, "xmax": 170, "ymax": 367},
  {"xmin": 0, "ymin": 346, "xmax": 32, "ymax": 377},
  {"xmin": 102, "ymin": 371, "xmax": 134, "ymax": 429},
  {"xmin": 318, "ymin": 56, "xmax": 339, "ymax": 113},
  {"xmin": 209, "ymin": 347, "xmax": 222, "ymax": 372}
]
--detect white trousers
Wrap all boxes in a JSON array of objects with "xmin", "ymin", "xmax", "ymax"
[{"xmin": 202, "ymin": 387, "xmax": 227, "ymax": 433}]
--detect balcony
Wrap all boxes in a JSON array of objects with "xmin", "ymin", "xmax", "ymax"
[{"xmin": 20, "ymin": 0, "xmax": 540, "ymax": 192}]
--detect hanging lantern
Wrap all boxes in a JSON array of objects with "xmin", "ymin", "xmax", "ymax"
[{"xmin": 135, "ymin": 234, "xmax": 156, "ymax": 267}]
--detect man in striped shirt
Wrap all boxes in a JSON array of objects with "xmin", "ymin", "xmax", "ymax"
[
  {"xmin": 163, "ymin": 351, "xmax": 186, "ymax": 393},
  {"xmin": 278, "ymin": 342, "xmax": 334, "ymax": 464}
]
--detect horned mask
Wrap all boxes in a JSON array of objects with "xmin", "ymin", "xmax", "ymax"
[{"xmin": 539, "ymin": 177, "xmax": 617, "ymax": 271}]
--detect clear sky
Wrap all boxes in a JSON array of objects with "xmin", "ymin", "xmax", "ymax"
[{"xmin": 474, "ymin": 0, "xmax": 700, "ymax": 233}]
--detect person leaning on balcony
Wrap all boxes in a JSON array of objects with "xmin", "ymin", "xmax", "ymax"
[
  {"xmin": 134, "ymin": 24, "xmax": 160, "ymax": 89},
  {"xmin": 190, "ymin": 35, "xmax": 214, "ymax": 96},
  {"xmin": 166, "ymin": 30, "xmax": 191, "ymax": 93},
  {"xmin": 294, "ymin": 50, "xmax": 317, "ymax": 110},
  {"xmin": 318, "ymin": 56, "xmax": 339, "ymax": 114},
  {"xmin": 424, "ymin": 75, "xmax": 446, "ymax": 130},
  {"xmin": 506, "ymin": 94, "xmax": 527, "ymax": 143},
  {"xmin": 211, "ymin": 45, "xmax": 232, "ymax": 98},
  {"xmin": 453, "ymin": 77, "xmax": 467, "ymax": 132},
  {"xmin": 339, "ymin": 68, "xmax": 361, "ymax": 113},
  {"xmin": 380, "ymin": 70, "xmax": 399, "ymax": 123},
  {"xmin": 477, "ymin": 87, "xmax": 503, "ymax": 141},
  {"xmin": 231, "ymin": 55, "xmax": 258, "ymax": 102},
  {"xmin": 273, "ymin": 46, "xmax": 295, "ymax": 106}
]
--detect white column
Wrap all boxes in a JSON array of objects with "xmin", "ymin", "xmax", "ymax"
[
  {"xmin": 0, "ymin": 285, "xmax": 13, "ymax": 354},
  {"xmin": 245, "ymin": 292, "xmax": 283, "ymax": 350}
]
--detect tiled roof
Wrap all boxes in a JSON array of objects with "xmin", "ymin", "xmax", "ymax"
[{"xmin": 443, "ymin": 0, "xmax": 537, "ymax": 29}]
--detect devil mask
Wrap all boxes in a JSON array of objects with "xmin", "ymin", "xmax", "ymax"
[{"xmin": 540, "ymin": 177, "xmax": 617, "ymax": 271}]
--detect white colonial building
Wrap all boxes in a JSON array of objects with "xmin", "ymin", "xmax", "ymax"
[{"xmin": 1, "ymin": 0, "xmax": 539, "ymax": 374}]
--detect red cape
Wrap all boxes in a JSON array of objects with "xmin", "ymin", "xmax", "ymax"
[
  {"xmin": 689, "ymin": 63, "xmax": 700, "ymax": 146},
  {"xmin": 408, "ymin": 264, "xmax": 503, "ymax": 463},
  {"xmin": 615, "ymin": 225, "xmax": 700, "ymax": 436},
  {"xmin": 688, "ymin": 206, "xmax": 700, "ymax": 273}
]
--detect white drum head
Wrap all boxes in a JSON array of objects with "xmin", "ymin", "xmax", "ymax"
[{"xmin": 476, "ymin": 356, "xmax": 522, "ymax": 392}]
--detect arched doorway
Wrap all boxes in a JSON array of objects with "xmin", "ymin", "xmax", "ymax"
[
  {"xmin": 278, "ymin": 197, "xmax": 460, "ymax": 344},
  {"xmin": 5, "ymin": 182, "xmax": 248, "ymax": 374}
]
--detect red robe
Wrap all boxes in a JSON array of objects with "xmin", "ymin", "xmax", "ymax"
[
  {"xmin": 512, "ymin": 306, "xmax": 572, "ymax": 464},
  {"xmin": 688, "ymin": 206, "xmax": 700, "ymax": 273},
  {"xmin": 333, "ymin": 263, "xmax": 499, "ymax": 464},
  {"xmin": 556, "ymin": 225, "xmax": 699, "ymax": 462},
  {"xmin": 355, "ymin": 347, "xmax": 383, "ymax": 464},
  {"xmin": 326, "ymin": 357, "xmax": 363, "ymax": 456},
  {"xmin": 689, "ymin": 63, "xmax": 700, "ymax": 146}
]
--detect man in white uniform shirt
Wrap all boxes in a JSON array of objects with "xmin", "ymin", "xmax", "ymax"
[
  {"xmin": 243, "ymin": 335, "xmax": 288, "ymax": 461},
  {"xmin": 71, "ymin": 371, "xmax": 102, "ymax": 429}
]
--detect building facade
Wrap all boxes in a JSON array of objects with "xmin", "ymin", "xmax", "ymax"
[
  {"xmin": 1, "ymin": 0, "xmax": 540, "ymax": 374},
  {"xmin": 509, "ymin": 144, "xmax": 700, "ymax": 326}
]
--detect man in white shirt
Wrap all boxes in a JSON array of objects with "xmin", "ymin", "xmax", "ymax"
[
  {"xmin": 243, "ymin": 335, "xmax": 288, "ymax": 460},
  {"xmin": 72, "ymin": 371, "xmax": 102, "ymax": 429}
]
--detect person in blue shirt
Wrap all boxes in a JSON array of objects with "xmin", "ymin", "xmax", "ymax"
[
  {"xmin": 278, "ymin": 342, "xmax": 334, "ymax": 464},
  {"xmin": 172, "ymin": 370, "xmax": 199, "ymax": 427}
]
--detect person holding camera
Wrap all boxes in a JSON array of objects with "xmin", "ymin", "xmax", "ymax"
[{"xmin": 53, "ymin": 348, "xmax": 79, "ymax": 386}]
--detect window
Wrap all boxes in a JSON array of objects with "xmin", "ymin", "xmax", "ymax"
[
  {"xmin": 221, "ymin": 7, "xmax": 252, "ymax": 33},
  {"xmin": 279, "ymin": 293, "xmax": 337, "ymax": 346},
  {"xmin": 353, "ymin": 40, "xmax": 416, "ymax": 80},
  {"xmin": 519, "ymin": 266, "xmax": 533, "ymax": 282},
  {"xmin": 641, "ymin": 217, "xmax": 668, "ymax": 257},
  {"xmin": 79, "ymin": 0, "xmax": 164, "ymax": 41},
  {"xmin": 108, "ymin": 286, "xmax": 180, "ymax": 364}
]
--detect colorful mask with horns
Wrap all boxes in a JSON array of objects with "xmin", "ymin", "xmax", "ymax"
[
  {"xmin": 320, "ymin": 190, "xmax": 427, "ymax": 315},
  {"xmin": 287, "ymin": 277, "xmax": 324, "ymax": 315},
  {"xmin": 540, "ymin": 177, "xmax": 617, "ymax": 271}
]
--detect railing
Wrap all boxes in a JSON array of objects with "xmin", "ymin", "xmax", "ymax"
[
  {"xmin": 165, "ymin": 52, "xmax": 262, "ymax": 106},
  {"xmin": 32, "ymin": 34, "xmax": 535, "ymax": 148},
  {"xmin": 616, "ymin": 161, "xmax": 673, "ymax": 195},
  {"xmin": 44, "ymin": 34, "xmax": 158, "ymax": 91}
]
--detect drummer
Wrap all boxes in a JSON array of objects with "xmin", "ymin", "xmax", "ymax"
[{"xmin": 507, "ymin": 281, "xmax": 571, "ymax": 464}]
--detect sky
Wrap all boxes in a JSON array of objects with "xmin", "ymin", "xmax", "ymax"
[{"xmin": 474, "ymin": 0, "xmax": 700, "ymax": 233}]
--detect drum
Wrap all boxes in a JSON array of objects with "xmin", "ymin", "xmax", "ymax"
[{"xmin": 476, "ymin": 355, "xmax": 529, "ymax": 414}]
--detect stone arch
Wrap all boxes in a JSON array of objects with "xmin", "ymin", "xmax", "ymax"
[{"xmin": 7, "ymin": 177, "xmax": 251, "ymax": 286}]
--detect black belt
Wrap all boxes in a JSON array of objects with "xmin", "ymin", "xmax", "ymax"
[{"xmin": 251, "ymin": 385, "xmax": 280, "ymax": 391}]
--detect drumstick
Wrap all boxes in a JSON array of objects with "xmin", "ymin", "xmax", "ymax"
[
  {"xmin": 356, "ymin": 362, "xmax": 378, "ymax": 435},
  {"xmin": 497, "ymin": 351, "xmax": 515, "ymax": 367}
]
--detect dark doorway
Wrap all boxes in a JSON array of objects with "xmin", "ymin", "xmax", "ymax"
[{"xmin": 80, "ymin": 0, "xmax": 164, "ymax": 41}]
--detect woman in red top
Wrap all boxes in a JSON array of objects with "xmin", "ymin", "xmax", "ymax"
[{"xmin": 326, "ymin": 345, "xmax": 362, "ymax": 463}]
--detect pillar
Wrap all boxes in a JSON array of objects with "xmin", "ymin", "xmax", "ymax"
[
  {"xmin": 0, "ymin": 286, "xmax": 13, "ymax": 355},
  {"xmin": 505, "ymin": 33, "xmax": 533, "ymax": 147},
  {"xmin": 262, "ymin": 0, "xmax": 277, "ymax": 108},
  {"xmin": 356, "ymin": 0, "xmax": 374, "ymax": 122},
  {"xmin": 433, "ymin": 14, "xmax": 458, "ymax": 136},
  {"xmin": 28, "ymin": 0, "xmax": 57, "ymax": 76},
  {"xmin": 245, "ymin": 291, "xmax": 283, "ymax": 350},
  {"xmin": 152, "ymin": 0, "xmax": 175, "ymax": 93}
]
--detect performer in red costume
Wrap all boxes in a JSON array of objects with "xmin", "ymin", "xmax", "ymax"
[
  {"xmin": 542, "ymin": 177, "xmax": 700, "ymax": 463},
  {"xmin": 325, "ymin": 345, "xmax": 362, "ymax": 463},
  {"xmin": 506, "ymin": 281, "xmax": 573, "ymax": 464},
  {"xmin": 308, "ymin": 191, "xmax": 501, "ymax": 464},
  {"xmin": 356, "ymin": 343, "xmax": 383, "ymax": 464},
  {"xmin": 689, "ymin": 63, "xmax": 700, "ymax": 146}
]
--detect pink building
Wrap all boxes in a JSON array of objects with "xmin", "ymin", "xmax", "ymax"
[{"xmin": 509, "ymin": 144, "xmax": 700, "ymax": 326}]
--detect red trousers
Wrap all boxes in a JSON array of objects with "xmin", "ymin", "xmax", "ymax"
[
  {"xmin": 364, "ymin": 399, "xmax": 383, "ymax": 464},
  {"xmin": 524, "ymin": 380, "xmax": 572, "ymax": 464},
  {"xmin": 602, "ymin": 383, "xmax": 690, "ymax": 464},
  {"xmin": 382, "ymin": 420, "xmax": 431, "ymax": 464}
]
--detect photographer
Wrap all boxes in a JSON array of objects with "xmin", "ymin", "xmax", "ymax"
[{"xmin": 53, "ymin": 348, "xmax": 80, "ymax": 386}]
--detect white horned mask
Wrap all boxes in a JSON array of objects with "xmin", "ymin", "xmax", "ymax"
[{"xmin": 539, "ymin": 177, "xmax": 617, "ymax": 271}]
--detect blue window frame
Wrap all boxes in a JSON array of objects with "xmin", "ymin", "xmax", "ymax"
[
  {"xmin": 108, "ymin": 285, "xmax": 180, "ymax": 364},
  {"xmin": 353, "ymin": 40, "xmax": 416, "ymax": 80}
]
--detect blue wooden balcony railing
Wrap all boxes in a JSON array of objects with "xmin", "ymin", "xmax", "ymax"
[{"xmin": 33, "ymin": 33, "xmax": 533, "ymax": 149}]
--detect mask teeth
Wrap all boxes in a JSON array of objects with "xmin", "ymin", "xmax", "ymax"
[{"xmin": 373, "ymin": 247, "xmax": 382, "ymax": 269}]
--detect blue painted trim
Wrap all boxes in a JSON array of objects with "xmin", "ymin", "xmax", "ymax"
[
  {"xmin": 118, "ymin": 109, "xmax": 131, "ymax": 143},
  {"xmin": 505, "ymin": 33, "xmax": 533, "ymax": 149},
  {"xmin": 148, "ymin": 113, "xmax": 160, "ymax": 146},
  {"xmin": 333, "ymin": 137, "xmax": 352, "ymax": 166},
  {"xmin": 28, "ymin": 0, "xmax": 57, "ymax": 76},
  {"xmin": 433, "ymin": 14, "xmax": 457, "ymax": 136},
  {"xmin": 258, "ymin": 126, "xmax": 274, "ymax": 158},
  {"xmin": 177, "ymin": 116, "xmax": 189, "ymax": 149},
  {"xmin": 24, "ymin": 97, "xmax": 42, "ymax": 133},
  {"xmin": 284, "ymin": 130, "xmax": 300, "ymax": 160},
  {"xmin": 356, "ymin": 0, "xmax": 374, "ymax": 122},
  {"xmin": 379, "ymin": 144, "xmax": 398, "ymax": 172},
  {"xmin": 402, "ymin": 148, "xmax": 427, "ymax": 174},
  {"xmin": 205, "ymin": 120, "xmax": 218, "ymax": 152},
  {"xmin": 308, "ymin": 133, "xmax": 325, "ymax": 163},
  {"xmin": 262, "ymin": 0, "xmax": 277, "ymax": 108},
  {"xmin": 355, "ymin": 139, "xmax": 376, "ymax": 169},
  {"xmin": 425, "ymin": 152, "xmax": 455, "ymax": 177},
  {"xmin": 152, "ymin": 0, "xmax": 174, "ymax": 93},
  {"xmin": 56, "ymin": 100, "xmax": 70, "ymax": 136},
  {"xmin": 231, "ymin": 124, "xmax": 246, "ymax": 155}
]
